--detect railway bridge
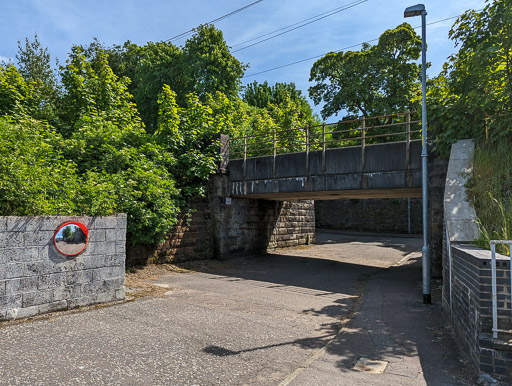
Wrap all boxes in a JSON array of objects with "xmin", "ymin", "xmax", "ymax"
[{"xmin": 225, "ymin": 111, "xmax": 423, "ymax": 201}]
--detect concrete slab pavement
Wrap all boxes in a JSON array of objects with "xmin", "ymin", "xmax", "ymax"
[{"xmin": 283, "ymin": 251, "xmax": 473, "ymax": 385}]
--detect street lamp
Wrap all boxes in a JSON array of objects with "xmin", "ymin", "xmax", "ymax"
[{"xmin": 405, "ymin": 3, "xmax": 431, "ymax": 305}]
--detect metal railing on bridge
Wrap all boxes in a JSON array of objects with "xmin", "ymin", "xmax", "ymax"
[{"xmin": 229, "ymin": 110, "xmax": 421, "ymax": 162}]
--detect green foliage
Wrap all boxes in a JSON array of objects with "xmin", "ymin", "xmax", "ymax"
[
  {"xmin": 15, "ymin": 34, "xmax": 58, "ymax": 123},
  {"xmin": 309, "ymin": 23, "xmax": 421, "ymax": 120},
  {"xmin": 0, "ymin": 117, "xmax": 80, "ymax": 215},
  {"xmin": 59, "ymin": 46, "xmax": 140, "ymax": 134},
  {"xmin": 243, "ymin": 81, "xmax": 315, "ymax": 123},
  {"xmin": 58, "ymin": 49, "xmax": 181, "ymax": 244},
  {"xmin": 85, "ymin": 25, "xmax": 246, "ymax": 132},
  {"xmin": 0, "ymin": 28, "xmax": 320, "ymax": 249},
  {"xmin": 62, "ymin": 225, "xmax": 73, "ymax": 240},
  {"xmin": 429, "ymin": 0, "xmax": 512, "ymax": 155},
  {"xmin": 156, "ymin": 85, "xmax": 244, "ymax": 198},
  {"xmin": 238, "ymin": 81, "xmax": 321, "ymax": 156},
  {"xmin": 0, "ymin": 65, "xmax": 42, "ymax": 118},
  {"xmin": 183, "ymin": 24, "xmax": 247, "ymax": 101},
  {"xmin": 466, "ymin": 142, "xmax": 512, "ymax": 255},
  {"xmin": 0, "ymin": 46, "xmax": 183, "ymax": 246}
]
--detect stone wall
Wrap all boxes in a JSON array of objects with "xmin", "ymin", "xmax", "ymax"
[
  {"xmin": 428, "ymin": 152, "xmax": 449, "ymax": 278},
  {"xmin": 210, "ymin": 173, "xmax": 315, "ymax": 258},
  {"xmin": 268, "ymin": 201, "xmax": 315, "ymax": 249},
  {"xmin": 146, "ymin": 199, "xmax": 215, "ymax": 265},
  {"xmin": 126, "ymin": 174, "xmax": 316, "ymax": 265},
  {"xmin": 0, "ymin": 215, "xmax": 126, "ymax": 321},
  {"xmin": 315, "ymin": 198, "xmax": 422, "ymax": 234}
]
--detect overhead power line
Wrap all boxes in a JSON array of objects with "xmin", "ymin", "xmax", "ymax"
[
  {"xmin": 233, "ymin": 0, "xmax": 368, "ymax": 53},
  {"xmin": 166, "ymin": 0, "xmax": 264, "ymax": 43},
  {"xmin": 242, "ymin": 39, "xmax": 378, "ymax": 79},
  {"xmin": 232, "ymin": 1, "xmax": 368, "ymax": 49},
  {"xmin": 242, "ymin": 12, "xmax": 476, "ymax": 79}
]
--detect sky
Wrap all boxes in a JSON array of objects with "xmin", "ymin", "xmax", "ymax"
[{"xmin": 0, "ymin": 0, "xmax": 487, "ymax": 119}]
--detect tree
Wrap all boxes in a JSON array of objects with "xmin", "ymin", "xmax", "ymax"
[
  {"xmin": 0, "ymin": 65, "xmax": 38, "ymax": 117},
  {"xmin": 62, "ymin": 226, "xmax": 73, "ymax": 240},
  {"xmin": 1, "ymin": 29, "xmax": 253, "ymax": 248},
  {"xmin": 428, "ymin": 0, "xmax": 512, "ymax": 154},
  {"xmin": 132, "ymin": 41, "xmax": 185, "ymax": 132},
  {"xmin": 308, "ymin": 23, "xmax": 422, "ymax": 121},
  {"xmin": 0, "ymin": 117, "xmax": 80, "ymax": 216},
  {"xmin": 242, "ymin": 81, "xmax": 317, "ymax": 125},
  {"xmin": 82, "ymin": 39, "xmax": 185, "ymax": 132},
  {"xmin": 183, "ymin": 24, "xmax": 247, "ymax": 102},
  {"xmin": 15, "ymin": 34, "xmax": 58, "ymax": 122},
  {"xmin": 57, "ymin": 47, "xmax": 183, "ymax": 244},
  {"xmin": 59, "ymin": 45, "xmax": 141, "ymax": 133},
  {"xmin": 155, "ymin": 85, "xmax": 245, "ymax": 199},
  {"xmin": 83, "ymin": 25, "xmax": 246, "ymax": 132}
]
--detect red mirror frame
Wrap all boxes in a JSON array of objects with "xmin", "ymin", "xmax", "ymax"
[{"xmin": 53, "ymin": 221, "xmax": 89, "ymax": 256}]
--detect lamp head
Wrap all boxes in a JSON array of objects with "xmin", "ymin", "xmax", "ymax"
[{"xmin": 404, "ymin": 4, "xmax": 426, "ymax": 17}]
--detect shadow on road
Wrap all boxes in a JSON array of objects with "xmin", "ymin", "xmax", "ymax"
[{"xmin": 190, "ymin": 231, "xmax": 474, "ymax": 384}]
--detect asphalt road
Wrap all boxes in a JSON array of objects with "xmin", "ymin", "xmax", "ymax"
[{"xmin": 0, "ymin": 231, "xmax": 475, "ymax": 385}]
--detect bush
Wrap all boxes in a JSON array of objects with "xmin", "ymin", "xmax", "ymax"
[
  {"xmin": 0, "ymin": 40, "xmax": 248, "ymax": 248},
  {"xmin": 0, "ymin": 117, "xmax": 80, "ymax": 215}
]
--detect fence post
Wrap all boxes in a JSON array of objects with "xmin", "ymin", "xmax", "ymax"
[
  {"xmin": 243, "ymin": 135, "xmax": 247, "ymax": 180},
  {"xmin": 273, "ymin": 128, "xmax": 277, "ymax": 178},
  {"xmin": 491, "ymin": 242, "xmax": 498, "ymax": 339},
  {"xmin": 361, "ymin": 116, "xmax": 366, "ymax": 187},
  {"xmin": 306, "ymin": 126, "xmax": 310, "ymax": 174},
  {"xmin": 322, "ymin": 123, "xmax": 326, "ymax": 174},
  {"xmin": 219, "ymin": 134, "xmax": 229, "ymax": 173},
  {"xmin": 406, "ymin": 109, "xmax": 411, "ymax": 162},
  {"xmin": 406, "ymin": 110, "xmax": 412, "ymax": 187}
]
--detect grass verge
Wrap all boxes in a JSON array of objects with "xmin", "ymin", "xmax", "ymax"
[{"xmin": 466, "ymin": 141, "xmax": 512, "ymax": 255}]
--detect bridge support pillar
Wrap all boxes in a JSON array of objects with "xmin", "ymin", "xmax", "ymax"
[{"xmin": 208, "ymin": 173, "xmax": 315, "ymax": 259}]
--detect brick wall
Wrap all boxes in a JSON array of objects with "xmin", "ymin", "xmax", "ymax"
[
  {"xmin": 448, "ymin": 245, "xmax": 512, "ymax": 382},
  {"xmin": 0, "ymin": 215, "xmax": 126, "ymax": 321},
  {"xmin": 315, "ymin": 198, "xmax": 422, "ymax": 234}
]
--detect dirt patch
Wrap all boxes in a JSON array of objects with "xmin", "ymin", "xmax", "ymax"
[{"xmin": 125, "ymin": 259, "xmax": 237, "ymax": 299}]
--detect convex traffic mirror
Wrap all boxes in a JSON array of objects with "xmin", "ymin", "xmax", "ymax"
[{"xmin": 54, "ymin": 222, "xmax": 89, "ymax": 256}]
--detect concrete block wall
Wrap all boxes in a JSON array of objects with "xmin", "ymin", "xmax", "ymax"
[{"xmin": 0, "ymin": 215, "xmax": 126, "ymax": 321}]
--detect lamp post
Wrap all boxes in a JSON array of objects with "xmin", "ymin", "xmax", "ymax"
[{"xmin": 405, "ymin": 3, "xmax": 431, "ymax": 304}]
